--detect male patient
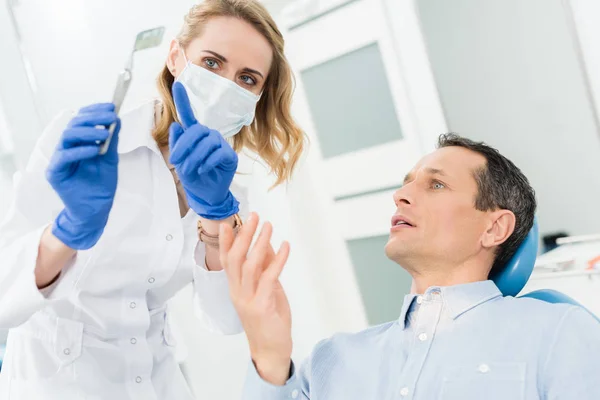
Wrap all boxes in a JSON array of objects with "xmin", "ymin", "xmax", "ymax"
[{"xmin": 218, "ymin": 134, "xmax": 600, "ymax": 399}]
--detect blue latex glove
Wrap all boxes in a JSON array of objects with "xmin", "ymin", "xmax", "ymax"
[
  {"xmin": 46, "ymin": 103, "xmax": 120, "ymax": 250},
  {"xmin": 170, "ymin": 81, "xmax": 239, "ymax": 220}
]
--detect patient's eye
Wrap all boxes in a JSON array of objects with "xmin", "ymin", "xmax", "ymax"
[{"xmin": 432, "ymin": 181, "xmax": 445, "ymax": 190}]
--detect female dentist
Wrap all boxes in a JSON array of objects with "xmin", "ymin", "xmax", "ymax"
[{"xmin": 0, "ymin": 1, "xmax": 304, "ymax": 399}]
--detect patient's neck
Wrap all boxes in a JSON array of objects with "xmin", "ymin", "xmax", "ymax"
[
  {"xmin": 406, "ymin": 258, "xmax": 491, "ymax": 294},
  {"xmin": 410, "ymin": 274, "xmax": 487, "ymax": 294}
]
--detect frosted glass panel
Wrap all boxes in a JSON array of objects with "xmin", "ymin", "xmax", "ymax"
[
  {"xmin": 301, "ymin": 42, "xmax": 403, "ymax": 158},
  {"xmin": 346, "ymin": 235, "xmax": 412, "ymax": 325}
]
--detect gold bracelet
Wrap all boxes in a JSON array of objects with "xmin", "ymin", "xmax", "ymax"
[{"xmin": 197, "ymin": 214, "xmax": 242, "ymax": 248}]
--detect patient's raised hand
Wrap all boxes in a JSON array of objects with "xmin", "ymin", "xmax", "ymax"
[{"xmin": 219, "ymin": 213, "xmax": 293, "ymax": 386}]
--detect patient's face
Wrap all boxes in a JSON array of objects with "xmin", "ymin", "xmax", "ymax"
[{"xmin": 385, "ymin": 147, "xmax": 491, "ymax": 270}]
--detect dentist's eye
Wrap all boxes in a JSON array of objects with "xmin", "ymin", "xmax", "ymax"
[
  {"xmin": 204, "ymin": 58, "xmax": 219, "ymax": 69},
  {"xmin": 240, "ymin": 75, "xmax": 256, "ymax": 86}
]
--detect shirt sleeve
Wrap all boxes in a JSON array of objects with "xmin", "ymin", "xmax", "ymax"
[
  {"xmin": 243, "ymin": 359, "xmax": 310, "ymax": 400},
  {"xmin": 0, "ymin": 110, "xmax": 75, "ymax": 329},
  {"xmin": 190, "ymin": 178, "xmax": 249, "ymax": 335},
  {"xmin": 542, "ymin": 306, "xmax": 600, "ymax": 399}
]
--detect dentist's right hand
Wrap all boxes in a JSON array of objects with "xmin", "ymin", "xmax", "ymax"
[
  {"xmin": 219, "ymin": 213, "xmax": 293, "ymax": 386},
  {"xmin": 46, "ymin": 103, "xmax": 121, "ymax": 250}
]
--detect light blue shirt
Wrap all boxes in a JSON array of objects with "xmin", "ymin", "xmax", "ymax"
[{"xmin": 243, "ymin": 280, "xmax": 600, "ymax": 400}]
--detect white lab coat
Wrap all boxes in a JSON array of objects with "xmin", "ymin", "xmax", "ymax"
[{"xmin": 0, "ymin": 101, "xmax": 246, "ymax": 400}]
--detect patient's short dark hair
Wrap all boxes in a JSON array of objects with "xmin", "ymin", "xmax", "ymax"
[{"xmin": 437, "ymin": 133, "xmax": 537, "ymax": 277}]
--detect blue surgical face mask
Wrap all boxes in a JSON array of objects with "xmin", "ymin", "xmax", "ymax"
[{"xmin": 175, "ymin": 49, "xmax": 261, "ymax": 139}]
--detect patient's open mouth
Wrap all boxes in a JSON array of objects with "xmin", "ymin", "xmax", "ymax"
[{"xmin": 391, "ymin": 215, "xmax": 415, "ymax": 228}]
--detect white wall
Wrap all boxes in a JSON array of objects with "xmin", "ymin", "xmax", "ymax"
[
  {"xmin": 8, "ymin": 0, "xmax": 196, "ymax": 122},
  {"xmin": 0, "ymin": 0, "xmax": 43, "ymax": 168},
  {"xmin": 0, "ymin": 104, "xmax": 16, "ymax": 224},
  {"xmin": 569, "ymin": 0, "xmax": 600, "ymax": 129}
]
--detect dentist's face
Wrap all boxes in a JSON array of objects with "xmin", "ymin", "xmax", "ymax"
[
  {"xmin": 167, "ymin": 16, "xmax": 273, "ymax": 95},
  {"xmin": 385, "ymin": 147, "xmax": 491, "ymax": 270}
]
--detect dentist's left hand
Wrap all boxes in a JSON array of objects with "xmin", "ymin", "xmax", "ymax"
[{"xmin": 170, "ymin": 81, "xmax": 239, "ymax": 220}]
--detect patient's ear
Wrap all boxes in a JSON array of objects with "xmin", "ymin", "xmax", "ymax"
[{"xmin": 481, "ymin": 210, "xmax": 516, "ymax": 249}]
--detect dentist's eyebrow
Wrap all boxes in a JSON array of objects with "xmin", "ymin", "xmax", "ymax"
[
  {"xmin": 202, "ymin": 50, "xmax": 227, "ymax": 62},
  {"xmin": 241, "ymin": 67, "xmax": 264, "ymax": 79}
]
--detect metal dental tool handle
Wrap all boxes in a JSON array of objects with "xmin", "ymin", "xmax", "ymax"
[
  {"xmin": 98, "ymin": 66, "xmax": 132, "ymax": 155},
  {"xmin": 98, "ymin": 26, "xmax": 165, "ymax": 155}
]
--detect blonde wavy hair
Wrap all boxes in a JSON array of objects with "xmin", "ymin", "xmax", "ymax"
[{"xmin": 153, "ymin": 0, "xmax": 305, "ymax": 186}]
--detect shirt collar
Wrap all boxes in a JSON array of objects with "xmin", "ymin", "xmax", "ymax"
[
  {"xmin": 398, "ymin": 280, "xmax": 502, "ymax": 329},
  {"xmin": 399, "ymin": 293, "xmax": 418, "ymax": 329},
  {"xmin": 117, "ymin": 99, "xmax": 161, "ymax": 156}
]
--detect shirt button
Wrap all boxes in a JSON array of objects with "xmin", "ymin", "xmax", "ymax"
[
  {"xmin": 148, "ymin": 277, "xmax": 155, "ymax": 284},
  {"xmin": 478, "ymin": 363, "xmax": 490, "ymax": 373},
  {"xmin": 130, "ymin": 302, "xmax": 137, "ymax": 309},
  {"xmin": 135, "ymin": 376, "xmax": 142, "ymax": 383},
  {"xmin": 130, "ymin": 338, "xmax": 137, "ymax": 344},
  {"xmin": 291, "ymin": 389, "xmax": 299, "ymax": 399},
  {"xmin": 166, "ymin": 234, "xmax": 173, "ymax": 241},
  {"xmin": 416, "ymin": 296, "xmax": 423, "ymax": 304},
  {"xmin": 400, "ymin": 387, "xmax": 409, "ymax": 396},
  {"xmin": 63, "ymin": 348, "xmax": 71, "ymax": 355},
  {"xmin": 418, "ymin": 333, "xmax": 428, "ymax": 341}
]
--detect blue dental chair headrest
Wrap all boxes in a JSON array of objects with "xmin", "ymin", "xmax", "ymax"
[
  {"xmin": 492, "ymin": 218, "xmax": 600, "ymax": 322},
  {"xmin": 490, "ymin": 218, "xmax": 539, "ymax": 297}
]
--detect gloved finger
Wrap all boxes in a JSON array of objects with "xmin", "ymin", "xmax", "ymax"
[
  {"xmin": 47, "ymin": 146, "xmax": 100, "ymax": 180},
  {"xmin": 198, "ymin": 146, "xmax": 238, "ymax": 176},
  {"xmin": 61, "ymin": 127, "xmax": 110, "ymax": 149},
  {"xmin": 78, "ymin": 103, "xmax": 115, "ymax": 114},
  {"xmin": 172, "ymin": 81, "xmax": 198, "ymax": 129},
  {"xmin": 180, "ymin": 135, "xmax": 221, "ymax": 176},
  {"xmin": 68, "ymin": 111, "xmax": 118, "ymax": 128},
  {"xmin": 216, "ymin": 141, "xmax": 238, "ymax": 171},
  {"xmin": 168, "ymin": 122, "xmax": 185, "ymax": 153},
  {"xmin": 55, "ymin": 146, "xmax": 100, "ymax": 165},
  {"xmin": 170, "ymin": 125, "xmax": 211, "ymax": 165}
]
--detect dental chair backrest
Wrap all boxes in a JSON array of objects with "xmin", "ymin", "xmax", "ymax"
[{"xmin": 490, "ymin": 218, "xmax": 600, "ymax": 322}]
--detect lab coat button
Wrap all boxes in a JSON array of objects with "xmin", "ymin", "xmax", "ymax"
[
  {"xmin": 63, "ymin": 348, "xmax": 71, "ymax": 355},
  {"xmin": 291, "ymin": 389, "xmax": 299, "ymax": 399},
  {"xmin": 135, "ymin": 376, "xmax": 142, "ymax": 383},
  {"xmin": 130, "ymin": 338, "xmax": 137, "ymax": 344},
  {"xmin": 418, "ymin": 333, "xmax": 428, "ymax": 341},
  {"xmin": 130, "ymin": 302, "xmax": 137, "ymax": 309},
  {"xmin": 400, "ymin": 387, "xmax": 409, "ymax": 396},
  {"xmin": 166, "ymin": 234, "xmax": 173, "ymax": 241},
  {"xmin": 416, "ymin": 296, "xmax": 423, "ymax": 304},
  {"xmin": 478, "ymin": 364, "xmax": 490, "ymax": 373},
  {"xmin": 148, "ymin": 277, "xmax": 155, "ymax": 284}
]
